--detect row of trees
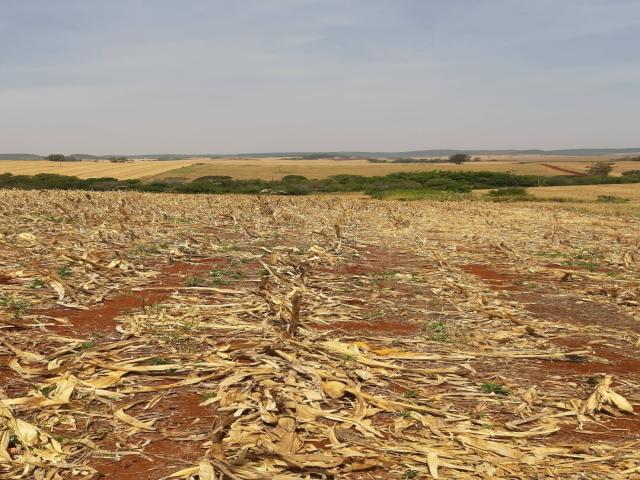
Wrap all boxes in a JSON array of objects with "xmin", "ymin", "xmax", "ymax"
[{"xmin": 46, "ymin": 154, "xmax": 130, "ymax": 163}]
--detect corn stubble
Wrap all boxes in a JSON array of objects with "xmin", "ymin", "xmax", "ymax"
[{"xmin": 0, "ymin": 190, "xmax": 639, "ymax": 479}]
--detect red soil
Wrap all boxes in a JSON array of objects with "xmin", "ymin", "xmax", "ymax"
[{"xmin": 462, "ymin": 263, "xmax": 523, "ymax": 291}]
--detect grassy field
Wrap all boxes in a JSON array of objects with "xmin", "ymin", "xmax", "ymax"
[
  {"xmin": 146, "ymin": 156, "xmax": 640, "ymax": 181},
  {"xmin": 527, "ymin": 182, "xmax": 640, "ymax": 201},
  {"xmin": 0, "ymin": 159, "xmax": 196, "ymax": 179},
  {"xmin": 1, "ymin": 190, "xmax": 639, "ymax": 479},
  {"xmin": 1, "ymin": 156, "xmax": 638, "ymax": 181},
  {"xmin": 472, "ymin": 182, "xmax": 640, "ymax": 217}
]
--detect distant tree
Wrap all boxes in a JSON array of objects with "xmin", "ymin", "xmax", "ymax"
[
  {"xmin": 46, "ymin": 154, "xmax": 67, "ymax": 162},
  {"xmin": 108, "ymin": 156, "xmax": 130, "ymax": 163},
  {"xmin": 449, "ymin": 153, "xmax": 471, "ymax": 165},
  {"xmin": 587, "ymin": 162, "xmax": 614, "ymax": 176},
  {"xmin": 281, "ymin": 175, "xmax": 308, "ymax": 182}
]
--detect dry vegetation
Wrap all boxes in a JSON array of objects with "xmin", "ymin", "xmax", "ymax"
[
  {"xmin": 2, "ymin": 157, "xmax": 638, "ymax": 182},
  {"xmin": 1, "ymin": 190, "xmax": 639, "ymax": 479},
  {"xmin": 148, "ymin": 157, "xmax": 639, "ymax": 182},
  {"xmin": 0, "ymin": 160, "xmax": 197, "ymax": 180},
  {"xmin": 527, "ymin": 183, "xmax": 640, "ymax": 201}
]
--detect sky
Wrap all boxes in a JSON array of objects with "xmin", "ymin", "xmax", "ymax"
[{"xmin": 1, "ymin": 0, "xmax": 639, "ymax": 155}]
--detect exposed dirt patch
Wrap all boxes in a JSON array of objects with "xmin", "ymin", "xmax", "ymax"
[
  {"xmin": 518, "ymin": 292, "xmax": 640, "ymax": 332},
  {"xmin": 462, "ymin": 263, "xmax": 523, "ymax": 291},
  {"xmin": 551, "ymin": 336, "xmax": 640, "ymax": 375},
  {"xmin": 314, "ymin": 318, "xmax": 421, "ymax": 335},
  {"xmin": 37, "ymin": 258, "xmax": 230, "ymax": 336},
  {"xmin": 91, "ymin": 392, "xmax": 217, "ymax": 479}
]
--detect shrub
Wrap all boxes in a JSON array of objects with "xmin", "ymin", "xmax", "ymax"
[
  {"xmin": 449, "ymin": 153, "xmax": 471, "ymax": 164},
  {"xmin": 281, "ymin": 175, "xmax": 308, "ymax": 182},
  {"xmin": 486, "ymin": 187, "xmax": 528, "ymax": 197},
  {"xmin": 587, "ymin": 162, "xmax": 614, "ymax": 176},
  {"xmin": 595, "ymin": 195, "xmax": 629, "ymax": 203}
]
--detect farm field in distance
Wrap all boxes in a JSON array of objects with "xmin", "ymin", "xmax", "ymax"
[
  {"xmin": 2, "ymin": 155, "xmax": 639, "ymax": 181},
  {"xmin": 1, "ymin": 190, "xmax": 639, "ymax": 479},
  {"xmin": 146, "ymin": 156, "xmax": 640, "ymax": 181},
  {"xmin": 0, "ymin": 159, "xmax": 198, "ymax": 180}
]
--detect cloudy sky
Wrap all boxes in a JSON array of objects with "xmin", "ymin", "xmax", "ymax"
[{"xmin": 1, "ymin": 0, "xmax": 639, "ymax": 154}]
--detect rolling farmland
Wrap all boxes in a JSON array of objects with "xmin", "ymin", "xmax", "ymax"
[
  {"xmin": 0, "ymin": 159, "xmax": 197, "ymax": 180},
  {"xmin": 3, "ymin": 156, "xmax": 638, "ymax": 182}
]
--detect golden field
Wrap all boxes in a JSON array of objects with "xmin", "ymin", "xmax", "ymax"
[
  {"xmin": 1, "ymin": 156, "xmax": 638, "ymax": 181},
  {"xmin": 0, "ymin": 159, "xmax": 197, "ymax": 179},
  {"xmin": 147, "ymin": 156, "xmax": 640, "ymax": 181},
  {"xmin": 527, "ymin": 182, "xmax": 640, "ymax": 201}
]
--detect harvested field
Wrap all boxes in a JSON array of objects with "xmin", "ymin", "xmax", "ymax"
[
  {"xmin": 3, "ymin": 157, "xmax": 638, "ymax": 182},
  {"xmin": 0, "ymin": 160, "xmax": 197, "ymax": 180},
  {"xmin": 527, "ymin": 183, "xmax": 640, "ymax": 201},
  {"xmin": 145, "ymin": 157, "xmax": 640, "ymax": 181},
  {"xmin": 1, "ymin": 190, "xmax": 640, "ymax": 479}
]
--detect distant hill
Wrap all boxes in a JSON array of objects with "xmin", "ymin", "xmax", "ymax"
[
  {"xmin": 0, "ymin": 153, "xmax": 43, "ymax": 160},
  {"xmin": 1, "ymin": 148, "xmax": 639, "ymax": 161},
  {"xmin": 228, "ymin": 148, "xmax": 640, "ymax": 159}
]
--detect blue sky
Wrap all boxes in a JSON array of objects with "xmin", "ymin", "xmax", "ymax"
[{"xmin": 1, "ymin": 0, "xmax": 639, "ymax": 154}]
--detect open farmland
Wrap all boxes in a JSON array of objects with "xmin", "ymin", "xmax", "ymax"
[
  {"xmin": 527, "ymin": 183, "xmax": 640, "ymax": 201},
  {"xmin": 145, "ymin": 156, "xmax": 638, "ymax": 181},
  {"xmin": 510, "ymin": 183, "xmax": 640, "ymax": 217},
  {"xmin": 2, "ymin": 157, "xmax": 638, "ymax": 182},
  {"xmin": 1, "ymin": 190, "xmax": 639, "ymax": 479},
  {"xmin": 0, "ymin": 159, "xmax": 197, "ymax": 180}
]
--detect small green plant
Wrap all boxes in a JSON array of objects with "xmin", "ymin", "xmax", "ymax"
[
  {"xmin": 403, "ymin": 390, "xmax": 418, "ymax": 398},
  {"xmin": 209, "ymin": 268, "xmax": 244, "ymax": 279},
  {"xmin": 481, "ymin": 382, "xmax": 509, "ymax": 395},
  {"xmin": 207, "ymin": 268, "xmax": 244, "ymax": 285},
  {"xmin": 39, "ymin": 384, "xmax": 56, "ymax": 396},
  {"xmin": 44, "ymin": 214, "xmax": 63, "ymax": 223},
  {"xmin": 131, "ymin": 242, "xmax": 165, "ymax": 256},
  {"xmin": 585, "ymin": 375, "xmax": 600, "ymax": 386},
  {"xmin": 424, "ymin": 320, "xmax": 450, "ymax": 342},
  {"xmin": 185, "ymin": 276, "xmax": 205, "ymax": 287},
  {"xmin": 0, "ymin": 295, "xmax": 30, "ymax": 319},
  {"xmin": 77, "ymin": 341, "xmax": 95, "ymax": 351},
  {"xmin": 29, "ymin": 278, "xmax": 47, "ymax": 289},
  {"xmin": 145, "ymin": 357, "xmax": 172, "ymax": 365},
  {"xmin": 406, "ymin": 469, "xmax": 419, "ymax": 479},
  {"xmin": 57, "ymin": 266, "xmax": 72, "ymax": 279}
]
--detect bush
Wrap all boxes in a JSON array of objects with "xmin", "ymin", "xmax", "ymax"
[
  {"xmin": 449, "ymin": 153, "xmax": 471, "ymax": 164},
  {"xmin": 621, "ymin": 170, "xmax": 640, "ymax": 176},
  {"xmin": 2, "ymin": 169, "xmax": 640, "ymax": 196},
  {"xmin": 595, "ymin": 195, "xmax": 629, "ymax": 203},
  {"xmin": 368, "ymin": 188, "xmax": 470, "ymax": 201},
  {"xmin": 281, "ymin": 175, "xmax": 308, "ymax": 182},
  {"xmin": 587, "ymin": 162, "xmax": 614, "ymax": 176},
  {"xmin": 486, "ymin": 187, "xmax": 528, "ymax": 197}
]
